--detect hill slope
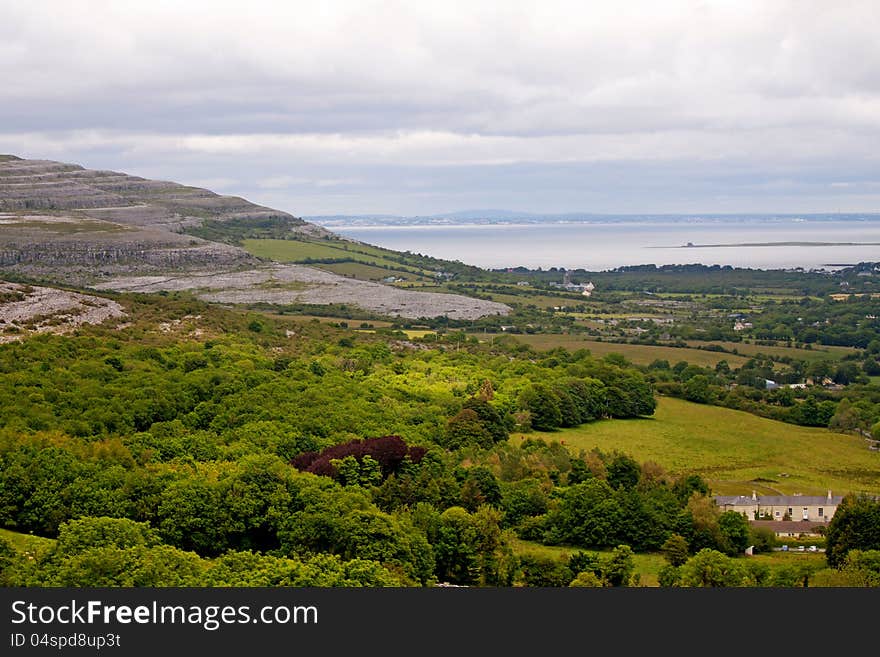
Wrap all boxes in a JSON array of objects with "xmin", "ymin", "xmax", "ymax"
[
  {"xmin": 527, "ymin": 397, "xmax": 880, "ymax": 496},
  {"xmin": 0, "ymin": 155, "xmax": 509, "ymax": 320}
]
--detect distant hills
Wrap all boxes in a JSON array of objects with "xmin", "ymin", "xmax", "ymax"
[{"xmin": 308, "ymin": 210, "xmax": 880, "ymax": 225}]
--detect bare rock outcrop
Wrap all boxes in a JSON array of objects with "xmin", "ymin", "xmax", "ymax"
[
  {"xmin": 0, "ymin": 281, "xmax": 126, "ymax": 342},
  {"xmin": 94, "ymin": 264, "xmax": 509, "ymax": 320}
]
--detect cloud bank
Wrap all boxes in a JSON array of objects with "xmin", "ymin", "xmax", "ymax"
[{"xmin": 1, "ymin": 0, "xmax": 878, "ymax": 214}]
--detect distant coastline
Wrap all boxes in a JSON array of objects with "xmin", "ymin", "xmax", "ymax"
[
  {"xmin": 657, "ymin": 241, "xmax": 880, "ymax": 249},
  {"xmin": 320, "ymin": 216, "xmax": 880, "ymax": 271}
]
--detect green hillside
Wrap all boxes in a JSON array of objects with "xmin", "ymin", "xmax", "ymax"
[{"xmin": 522, "ymin": 396, "xmax": 880, "ymax": 496}]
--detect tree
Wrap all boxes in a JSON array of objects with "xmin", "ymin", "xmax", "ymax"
[
  {"xmin": 825, "ymin": 494, "xmax": 880, "ymax": 568},
  {"xmin": 461, "ymin": 397, "xmax": 508, "ymax": 443},
  {"xmin": 544, "ymin": 479, "xmax": 618, "ymax": 548},
  {"xmin": 56, "ymin": 517, "xmax": 159, "ymax": 554},
  {"xmin": 828, "ymin": 399, "xmax": 863, "ymax": 434},
  {"xmin": 460, "ymin": 466, "xmax": 502, "ymax": 511},
  {"xmin": 685, "ymin": 493, "xmax": 724, "ymax": 553},
  {"xmin": 519, "ymin": 555, "xmax": 574, "ymax": 587},
  {"xmin": 156, "ymin": 479, "xmax": 228, "ymax": 556},
  {"xmin": 334, "ymin": 510, "xmax": 435, "ymax": 585},
  {"xmin": 445, "ymin": 409, "xmax": 493, "ymax": 449},
  {"xmin": 518, "ymin": 384, "xmax": 562, "ymax": 431},
  {"xmin": 606, "ymin": 454, "xmax": 641, "ymax": 490},
  {"xmin": 433, "ymin": 507, "xmax": 481, "ymax": 585},
  {"xmin": 603, "ymin": 544, "xmax": 635, "ymax": 587},
  {"xmin": 718, "ymin": 511, "xmax": 751, "ymax": 556},
  {"xmin": 833, "ymin": 362, "xmax": 861, "ymax": 385},
  {"xmin": 749, "ymin": 525, "xmax": 777, "ymax": 554},
  {"xmin": 661, "ymin": 534, "xmax": 690, "ymax": 567},
  {"xmin": 569, "ymin": 571, "xmax": 602, "ymax": 587},
  {"xmin": 684, "ymin": 375, "xmax": 713, "ymax": 404},
  {"xmin": 678, "ymin": 549, "xmax": 747, "ymax": 587}
]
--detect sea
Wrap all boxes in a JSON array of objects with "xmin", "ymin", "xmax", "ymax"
[{"xmin": 312, "ymin": 214, "xmax": 880, "ymax": 272}]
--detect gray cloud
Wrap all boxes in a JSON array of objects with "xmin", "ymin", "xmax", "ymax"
[{"xmin": 1, "ymin": 0, "xmax": 878, "ymax": 214}]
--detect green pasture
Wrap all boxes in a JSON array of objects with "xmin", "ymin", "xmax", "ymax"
[
  {"xmin": 493, "ymin": 334, "xmax": 751, "ymax": 368},
  {"xmin": 517, "ymin": 397, "xmax": 880, "ymax": 496},
  {"xmin": 242, "ymin": 238, "xmax": 425, "ymax": 276},
  {"xmin": 480, "ymin": 292, "xmax": 584, "ymax": 309},
  {"xmin": 0, "ymin": 528, "xmax": 56, "ymax": 557},
  {"xmin": 315, "ymin": 261, "xmax": 430, "ymax": 281},
  {"xmin": 509, "ymin": 538, "xmax": 667, "ymax": 587},
  {"xmin": 684, "ymin": 340, "xmax": 856, "ymax": 363}
]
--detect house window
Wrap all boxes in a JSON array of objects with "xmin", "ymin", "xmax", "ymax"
[
  {"xmin": 788, "ymin": 507, "xmax": 792, "ymax": 516},
  {"xmin": 818, "ymin": 508, "xmax": 824, "ymax": 517},
  {"xmin": 775, "ymin": 511, "xmax": 780, "ymax": 517},
  {"xmin": 803, "ymin": 507, "xmax": 808, "ymax": 520}
]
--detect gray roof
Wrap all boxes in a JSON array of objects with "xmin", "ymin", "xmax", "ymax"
[{"xmin": 715, "ymin": 494, "xmax": 844, "ymax": 507}]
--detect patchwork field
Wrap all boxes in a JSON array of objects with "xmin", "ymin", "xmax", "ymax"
[{"xmin": 518, "ymin": 397, "xmax": 880, "ymax": 496}]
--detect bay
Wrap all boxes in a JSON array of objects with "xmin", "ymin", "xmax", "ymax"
[{"xmin": 324, "ymin": 217, "xmax": 880, "ymax": 271}]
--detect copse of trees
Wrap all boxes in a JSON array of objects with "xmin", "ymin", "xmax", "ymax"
[{"xmin": 1, "ymin": 516, "xmax": 406, "ymax": 587}]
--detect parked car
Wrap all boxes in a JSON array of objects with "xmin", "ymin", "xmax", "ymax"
[
  {"xmin": 798, "ymin": 545, "xmax": 805, "ymax": 552},
  {"xmin": 808, "ymin": 545, "xmax": 818, "ymax": 552},
  {"xmin": 781, "ymin": 545, "xmax": 789, "ymax": 551}
]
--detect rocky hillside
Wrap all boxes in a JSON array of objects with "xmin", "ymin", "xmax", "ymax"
[
  {"xmin": 0, "ymin": 154, "xmax": 327, "ymax": 235},
  {"xmin": 0, "ymin": 155, "xmax": 509, "ymax": 320}
]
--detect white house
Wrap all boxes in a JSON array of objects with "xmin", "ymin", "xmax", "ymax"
[{"xmin": 714, "ymin": 491, "xmax": 844, "ymax": 524}]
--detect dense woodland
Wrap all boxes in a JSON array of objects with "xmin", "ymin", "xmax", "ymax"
[{"xmin": 1, "ymin": 290, "xmax": 879, "ymax": 587}]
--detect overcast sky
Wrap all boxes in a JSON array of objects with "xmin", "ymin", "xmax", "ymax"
[{"xmin": 2, "ymin": 0, "xmax": 879, "ymax": 216}]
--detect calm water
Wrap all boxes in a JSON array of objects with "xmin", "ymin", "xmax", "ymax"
[{"xmin": 325, "ymin": 218, "xmax": 880, "ymax": 271}]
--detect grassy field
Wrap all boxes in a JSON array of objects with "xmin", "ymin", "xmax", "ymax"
[
  {"xmin": 315, "ymin": 261, "xmax": 428, "ymax": 281},
  {"xmin": 0, "ymin": 528, "xmax": 55, "ymax": 557},
  {"xmin": 685, "ymin": 340, "xmax": 857, "ymax": 362},
  {"xmin": 490, "ymin": 334, "xmax": 751, "ymax": 368},
  {"xmin": 516, "ymin": 397, "xmax": 880, "ymax": 496},
  {"xmin": 509, "ymin": 538, "xmax": 826, "ymax": 586},
  {"xmin": 483, "ymin": 292, "xmax": 585, "ymax": 309},
  {"xmin": 242, "ymin": 238, "xmax": 427, "ymax": 278},
  {"xmin": 510, "ymin": 538, "xmax": 668, "ymax": 586}
]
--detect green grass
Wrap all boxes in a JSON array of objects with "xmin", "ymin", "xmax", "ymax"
[
  {"xmin": 491, "ymin": 334, "xmax": 751, "ymax": 368},
  {"xmin": 516, "ymin": 397, "xmax": 880, "ymax": 496},
  {"xmin": 0, "ymin": 528, "xmax": 56, "ymax": 557},
  {"xmin": 242, "ymin": 238, "xmax": 426, "ymax": 276},
  {"xmin": 482, "ymin": 292, "xmax": 584, "ymax": 309},
  {"xmin": 685, "ymin": 340, "xmax": 856, "ymax": 363},
  {"xmin": 511, "ymin": 538, "xmax": 829, "ymax": 587},
  {"xmin": 314, "ymin": 261, "xmax": 400, "ymax": 280},
  {"xmin": 509, "ymin": 538, "xmax": 668, "ymax": 586}
]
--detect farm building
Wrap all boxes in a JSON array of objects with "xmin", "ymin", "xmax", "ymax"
[{"xmin": 714, "ymin": 491, "xmax": 844, "ymax": 524}]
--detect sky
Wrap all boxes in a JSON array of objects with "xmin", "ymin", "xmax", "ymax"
[{"xmin": 1, "ymin": 0, "xmax": 879, "ymax": 217}]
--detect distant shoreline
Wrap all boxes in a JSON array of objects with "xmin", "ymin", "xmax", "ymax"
[{"xmin": 651, "ymin": 241, "xmax": 880, "ymax": 249}]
